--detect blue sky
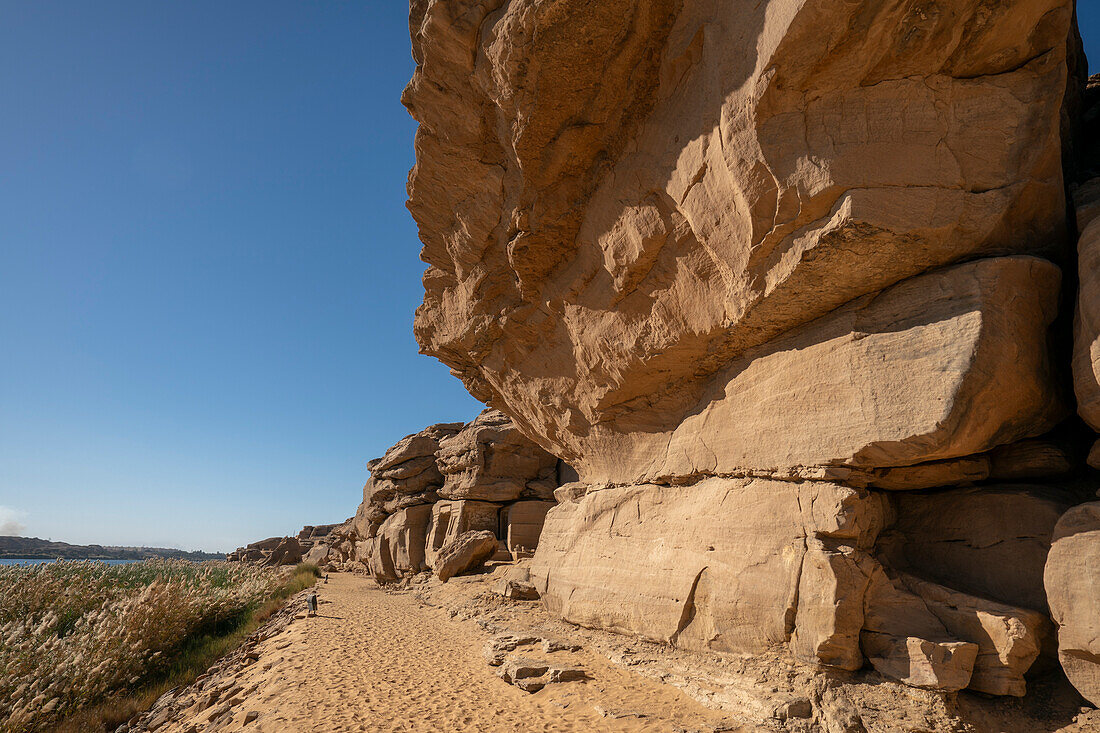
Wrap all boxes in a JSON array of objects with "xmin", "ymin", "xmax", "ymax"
[
  {"xmin": 0, "ymin": 2, "xmax": 484, "ymax": 552},
  {"xmin": 0, "ymin": 5, "xmax": 1098, "ymax": 553}
]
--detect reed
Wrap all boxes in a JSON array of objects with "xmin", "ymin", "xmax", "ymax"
[{"xmin": 0, "ymin": 559, "xmax": 315, "ymax": 732}]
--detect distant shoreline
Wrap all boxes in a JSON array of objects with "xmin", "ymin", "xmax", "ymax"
[{"xmin": 0, "ymin": 536, "xmax": 223, "ymax": 562}]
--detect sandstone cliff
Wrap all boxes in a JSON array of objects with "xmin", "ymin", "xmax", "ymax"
[{"xmin": 403, "ymin": 0, "xmax": 1100, "ymax": 714}]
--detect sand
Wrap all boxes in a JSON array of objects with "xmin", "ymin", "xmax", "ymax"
[{"xmin": 157, "ymin": 573, "xmax": 745, "ymax": 732}]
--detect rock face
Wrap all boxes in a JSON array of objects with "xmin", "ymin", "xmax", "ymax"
[
  {"xmin": 437, "ymin": 410, "xmax": 559, "ymax": 501},
  {"xmin": 1045, "ymin": 502, "xmax": 1100, "ymax": 706},
  {"xmin": 402, "ymin": 0, "xmax": 1095, "ymax": 705},
  {"xmin": 407, "ymin": 0, "xmax": 1072, "ymax": 485},
  {"xmin": 425, "ymin": 500, "xmax": 501, "ymax": 568},
  {"xmin": 879, "ymin": 487, "xmax": 1072, "ymax": 612},
  {"xmin": 501, "ymin": 501, "xmax": 554, "ymax": 557},
  {"xmin": 348, "ymin": 410, "xmax": 563, "ymax": 582}
]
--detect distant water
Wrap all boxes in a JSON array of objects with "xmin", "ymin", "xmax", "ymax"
[{"xmin": 0, "ymin": 558, "xmax": 139, "ymax": 566}]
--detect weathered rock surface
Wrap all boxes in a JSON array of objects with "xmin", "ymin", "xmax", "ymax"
[
  {"xmin": 263, "ymin": 537, "xmax": 302, "ymax": 567},
  {"xmin": 368, "ymin": 505, "xmax": 434, "ymax": 582},
  {"xmin": 349, "ymin": 411, "xmax": 561, "ymax": 579},
  {"xmin": 355, "ymin": 422, "xmax": 462, "ymax": 540},
  {"xmin": 1075, "ymin": 195, "xmax": 1100, "ymax": 431},
  {"xmin": 436, "ymin": 410, "xmax": 559, "ymax": 501},
  {"xmin": 501, "ymin": 501, "xmax": 554, "ymax": 557},
  {"xmin": 407, "ymin": 0, "xmax": 1073, "ymax": 487},
  {"xmin": 229, "ymin": 524, "xmax": 341, "ymax": 567},
  {"xmin": 879, "ymin": 487, "xmax": 1072, "ymax": 612},
  {"xmin": 898, "ymin": 573, "xmax": 1049, "ymax": 697},
  {"xmin": 425, "ymin": 499, "xmax": 501, "ymax": 568},
  {"xmin": 1045, "ymin": 502, "xmax": 1100, "ymax": 706},
  {"xmin": 434, "ymin": 530, "xmax": 498, "ymax": 582},
  {"xmin": 530, "ymin": 478, "xmax": 886, "ymax": 667},
  {"xmin": 399, "ymin": 0, "xmax": 1091, "ymax": 708}
]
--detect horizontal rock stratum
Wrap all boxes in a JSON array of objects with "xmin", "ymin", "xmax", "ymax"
[{"xmin": 398, "ymin": 0, "xmax": 1100, "ymax": 717}]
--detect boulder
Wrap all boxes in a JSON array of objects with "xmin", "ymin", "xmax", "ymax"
[
  {"xmin": 493, "ymin": 563, "xmax": 541, "ymax": 601},
  {"xmin": 434, "ymin": 530, "xmax": 499, "ymax": 582},
  {"xmin": 501, "ymin": 501, "xmax": 554, "ymax": 558},
  {"xmin": 864, "ymin": 636, "xmax": 977, "ymax": 693},
  {"xmin": 1044, "ymin": 502, "xmax": 1100, "ymax": 706},
  {"xmin": 436, "ymin": 409, "xmax": 559, "ymax": 502},
  {"xmin": 407, "ymin": 0, "xmax": 1073, "ymax": 487},
  {"xmin": 879, "ymin": 486, "xmax": 1072, "ymax": 612},
  {"xmin": 860, "ymin": 563, "xmax": 976, "ymax": 691},
  {"xmin": 424, "ymin": 500, "xmax": 501, "ymax": 569},
  {"xmin": 898, "ymin": 573, "xmax": 1049, "ymax": 697},
  {"xmin": 495, "ymin": 657, "xmax": 586, "ymax": 693}
]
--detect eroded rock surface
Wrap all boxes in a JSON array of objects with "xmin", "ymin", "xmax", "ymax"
[
  {"xmin": 408, "ymin": 0, "xmax": 1073, "ymax": 486},
  {"xmin": 399, "ymin": 0, "xmax": 1095, "ymax": 710},
  {"xmin": 1045, "ymin": 502, "xmax": 1100, "ymax": 706},
  {"xmin": 879, "ymin": 487, "xmax": 1072, "ymax": 612},
  {"xmin": 437, "ymin": 410, "xmax": 559, "ymax": 501},
  {"xmin": 434, "ymin": 530, "xmax": 499, "ymax": 582}
]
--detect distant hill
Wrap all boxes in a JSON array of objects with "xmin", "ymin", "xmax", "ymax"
[{"xmin": 0, "ymin": 536, "xmax": 223, "ymax": 561}]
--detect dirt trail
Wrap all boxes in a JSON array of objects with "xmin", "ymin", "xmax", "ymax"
[{"xmin": 157, "ymin": 573, "xmax": 745, "ymax": 732}]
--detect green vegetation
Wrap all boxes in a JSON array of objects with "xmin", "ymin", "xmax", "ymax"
[{"xmin": 0, "ymin": 559, "xmax": 320, "ymax": 732}]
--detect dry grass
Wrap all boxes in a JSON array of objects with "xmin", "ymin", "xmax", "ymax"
[{"xmin": 0, "ymin": 559, "xmax": 319, "ymax": 733}]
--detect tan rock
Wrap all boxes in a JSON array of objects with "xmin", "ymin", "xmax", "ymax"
[
  {"xmin": 354, "ymin": 423, "xmax": 463, "ymax": 540},
  {"xmin": 1044, "ymin": 502, "xmax": 1100, "ymax": 706},
  {"xmin": 501, "ymin": 501, "xmax": 554, "ymax": 558},
  {"xmin": 860, "ymin": 565, "xmax": 975, "ymax": 690},
  {"xmin": 848, "ymin": 456, "xmax": 991, "ymax": 491},
  {"xmin": 864, "ymin": 637, "xmax": 977, "ymax": 692},
  {"xmin": 424, "ymin": 499, "xmax": 501, "ymax": 569},
  {"xmin": 530, "ymin": 477, "xmax": 886, "ymax": 667},
  {"xmin": 263, "ymin": 537, "xmax": 303, "ymax": 567},
  {"xmin": 436, "ymin": 409, "xmax": 559, "ymax": 502},
  {"xmin": 880, "ymin": 486, "xmax": 1072, "ymax": 612},
  {"xmin": 302, "ymin": 543, "xmax": 331, "ymax": 567},
  {"xmin": 898, "ymin": 573, "xmax": 1049, "ymax": 697},
  {"xmin": 368, "ymin": 505, "xmax": 434, "ymax": 582},
  {"xmin": 599, "ymin": 257, "xmax": 1064, "ymax": 484},
  {"xmin": 407, "ymin": 0, "xmax": 1073, "ymax": 487},
  {"xmin": 988, "ymin": 439, "xmax": 1074, "ymax": 482},
  {"xmin": 1075, "ymin": 213, "xmax": 1100, "ymax": 430},
  {"xmin": 434, "ymin": 530, "xmax": 498, "ymax": 582}
]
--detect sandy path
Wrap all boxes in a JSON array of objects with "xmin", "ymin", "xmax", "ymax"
[{"xmin": 161, "ymin": 574, "xmax": 743, "ymax": 733}]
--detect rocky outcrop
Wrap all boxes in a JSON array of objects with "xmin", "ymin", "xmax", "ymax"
[
  {"xmin": 436, "ymin": 410, "xmax": 559, "ymax": 501},
  {"xmin": 349, "ymin": 410, "xmax": 564, "ymax": 582},
  {"xmin": 531, "ymin": 479, "xmax": 884, "ymax": 666},
  {"xmin": 366, "ymin": 505, "xmax": 434, "ymax": 579},
  {"xmin": 1045, "ymin": 502, "xmax": 1100, "ymax": 706},
  {"xmin": 425, "ymin": 500, "xmax": 500, "ymax": 568},
  {"xmin": 400, "ymin": 0, "xmax": 1097, "ymax": 706}
]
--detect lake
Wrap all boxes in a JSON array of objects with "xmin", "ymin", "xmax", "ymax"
[{"xmin": 0, "ymin": 558, "xmax": 139, "ymax": 566}]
